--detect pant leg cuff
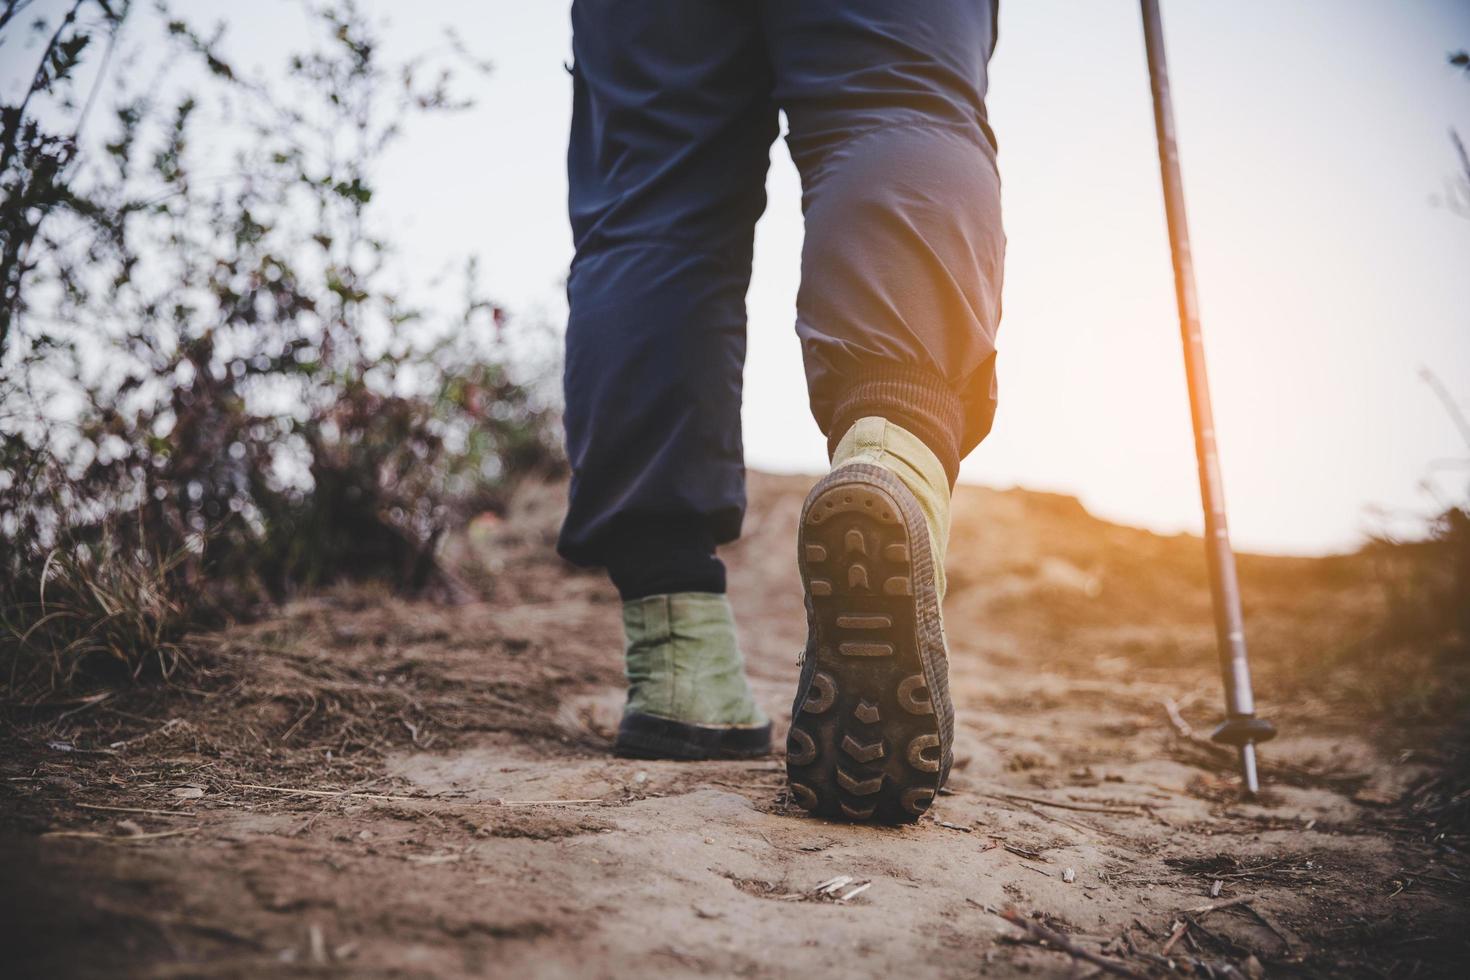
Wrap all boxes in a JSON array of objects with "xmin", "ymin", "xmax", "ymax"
[
  {"xmin": 604, "ymin": 519, "xmax": 727, "ymax": 601},
  {"xmin": 827, "ymin": 367, "xmax": 964, "ymax": 488}
]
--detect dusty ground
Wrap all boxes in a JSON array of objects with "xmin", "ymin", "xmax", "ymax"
[{"xmin": 3, "ymin": 472, "xmax": 1468, "ymax": 978}]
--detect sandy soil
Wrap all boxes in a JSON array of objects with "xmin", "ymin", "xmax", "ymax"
[{"xmin": 3, "ymin": 472, "xmax": 1467, "ymax": 978}]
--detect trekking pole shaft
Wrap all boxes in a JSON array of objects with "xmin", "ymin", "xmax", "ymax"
[{"xmin": 1139, "ymin": 0, "xmax": 1268, "ymax": 792}]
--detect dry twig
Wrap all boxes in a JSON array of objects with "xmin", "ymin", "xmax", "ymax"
[
  {"xmin": 989, "ymin": 791, "xmax": 1143, "ymax": 817},
  {"xmin": 76, "ymin": 802, "xmax": 197, "ymax": 818},
  {"xmin": 42, "ymin": 826, "xmax": 199, "ymax": 843},
  {"xmin": 234, "ymin": 783, "xmax": 611, "ymax": 808},
  {"xmin": 977, "ymin": 903, "xmax": 1149, "ymax": 980},
  {"xmin": 1161, "ymin": 919, "xmax": 1189, "ymax": 956},
  {"xmin": 1183, "ymin": 895, "xmax": 1258, "ymax": 916},
  {"xmin": 1002, "ymin": 843, "xmax": 1047, "ymax": 862}
]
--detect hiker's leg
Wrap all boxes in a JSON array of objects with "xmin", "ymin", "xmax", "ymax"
[
  {"xmin": 766, "ymin": 1, "xmax": 1003, "ymax": 822},
  {"xmin": 561, "ymin": 1, "xmax": 776, "ymax": 759},
  {"xmin": 763, "ymin": 0, "xmax": 1004, "ymax": 485},
  {"xmin": 559, "ymin": 0, "xmax": 777, "ymax": 601}
]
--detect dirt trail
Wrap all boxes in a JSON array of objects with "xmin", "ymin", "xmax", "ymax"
[{"xmin": 3, "ymin": 472, "xmax": 1467, "ymax": 978}]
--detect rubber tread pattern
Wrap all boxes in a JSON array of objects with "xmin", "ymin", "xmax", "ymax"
[{"xmin": 785, "ymin": 463, "xmax": 954, "ymax": 824}]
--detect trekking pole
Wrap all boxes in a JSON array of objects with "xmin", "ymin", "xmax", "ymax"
[{"xmin": 1138, "ymin": 0, "xmax": 1276, "ymax": 795}]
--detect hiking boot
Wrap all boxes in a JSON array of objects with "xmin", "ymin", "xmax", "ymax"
[
  {"xmin": 785, "ymin": 417, "xmax": 955, "ymax": 823},
  {"xmin": 615, "ymin": 592, "xmax": 772, "ymax": 760}
]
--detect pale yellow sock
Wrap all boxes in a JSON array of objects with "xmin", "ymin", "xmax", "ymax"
[{"xmin": 830, "ymin": 416, "xmax": 950, "ymax": 599}]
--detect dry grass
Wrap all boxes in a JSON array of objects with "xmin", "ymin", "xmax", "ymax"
[{"xmin": 2, "ymin": 527, "xmax": 197, "ymax": 699}]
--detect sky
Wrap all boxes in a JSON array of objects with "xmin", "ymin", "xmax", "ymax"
[{"xmin": 12, "ymin": 1, "xmax": 1470, "ymax": 555}]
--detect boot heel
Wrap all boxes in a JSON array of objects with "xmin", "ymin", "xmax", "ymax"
[{"xmin": 786, "ymin": 464, "xmax": 953, "ymax": 824}]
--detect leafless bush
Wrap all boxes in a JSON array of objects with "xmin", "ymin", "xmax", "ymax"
[{"xmin": 1, "ymin": 2, "xmax": 563, "ymax": 696}]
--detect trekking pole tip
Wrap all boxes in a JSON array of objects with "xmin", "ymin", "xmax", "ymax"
[
  {"xmin": 1239, "ymin": 742, "xmax": 1260, "ymax": 798},
  {"xmin": 1211, "ymin": 716, "xmax": 1273, "ymax": 798}
]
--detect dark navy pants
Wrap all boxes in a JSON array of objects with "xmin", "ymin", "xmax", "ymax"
[{"xmin": 559, "ymin": 1, "xmax": 1005, "ymax": 599}]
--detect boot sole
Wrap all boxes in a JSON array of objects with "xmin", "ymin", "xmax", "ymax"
[
  {"xmin": 786, "ymin": 463, "xmax": 953, "ymax": 824},
  {"xmin": 615, "ymin": 713, "xmax": 772, "ymax": 761}
]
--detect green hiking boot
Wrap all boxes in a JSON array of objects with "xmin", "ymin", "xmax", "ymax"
[
  {"xmin": 615, "ymin": 592, "xmax": 772, "ymax": 760},
  {"xmin": 785, "ymin": 416, "xmax": 956, "ymax": 823}
]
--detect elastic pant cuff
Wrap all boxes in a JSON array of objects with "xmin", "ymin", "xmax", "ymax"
[
  {"xmin": 604, "ymin": 521, "xmax": 726, "ymax": 601},
  {"xmin": 827, "ymin": 367, "xmax": 964, "ymax": 487}
]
